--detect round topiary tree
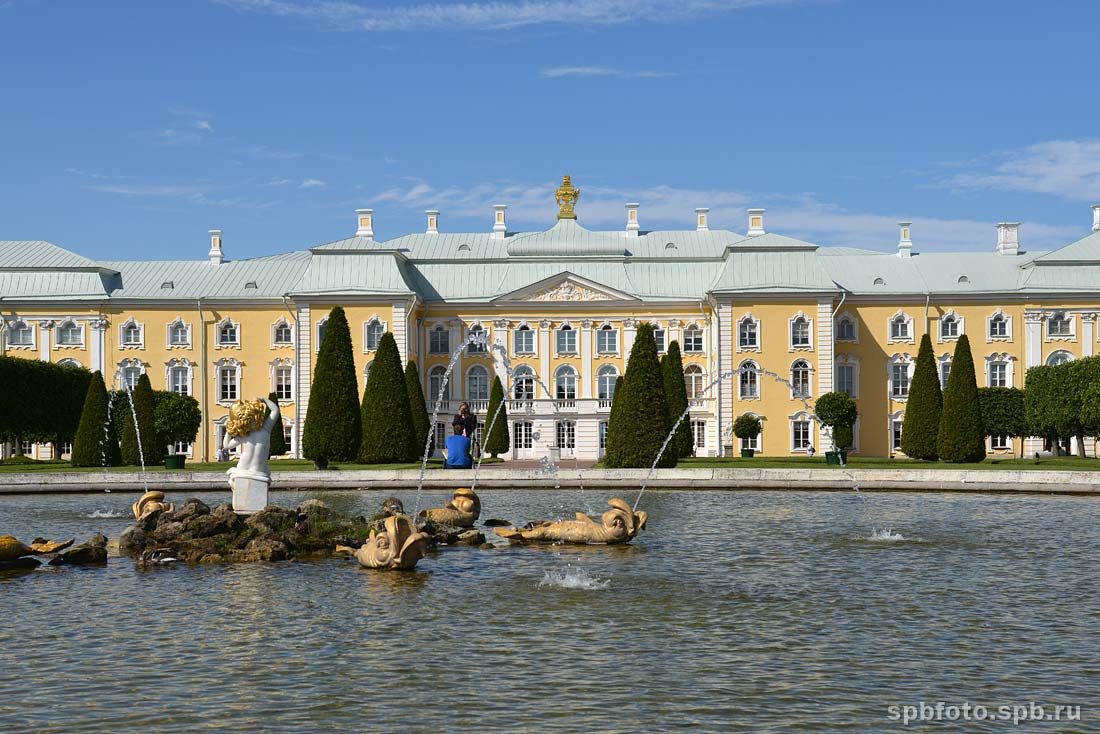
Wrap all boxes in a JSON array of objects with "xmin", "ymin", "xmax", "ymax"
[
  {"xmin": 901, "ymin": 333, "xmax": 942, "ymax": 460},
  {"xmin": 302, "ymin": 306, "xmax": 361, "ymax": 468},
  {"xmin": 405, "ymin": 360, "xmax": 432, "ymax": 459},
  {"xmin": 120, "ymin": 373, "xmax": 163, "ymax": 467},
  {"xmin": 937, "ymin": 333, "xmax": 986, "ymax": 463},
  {"xmin": 483, "ymin": 375, "xmax": 510, "ymax": 458},
  {"xmin": 154, "ymin": 390, "xmax": 202, "ymax": 456},
  {"xmin": 603, "ymin": 323, "xmax": 674, "ymax": 468},
  {"xmin": 71, "ymin": 371, "xmax": 120, "ymax": 467},
  {"xmin": 733, "ymin": 413, "xmax": 762, "ymax": 455},
  {"xmin": 359, "ymin": 332, "xmax": 418, "ymax": 464},
  {"xmin": 815, "ymin": 391, "xmax": 858, "ymax": 452},
  {"xmin": 660, "ymin": 341, "xmax": 694, "ymax": 459},
  {"xmin": 266, "ymin": 391, "xmax": 288, "ymax": 457}
]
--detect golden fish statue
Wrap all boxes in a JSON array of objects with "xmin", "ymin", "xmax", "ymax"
[
  {"xmin": 354, "ymin": 515, "xmax": 430, "ymax": 571},
  {"xmin": 418, "ymin": 488, "xmax": 481, "ymax": 528},
  {"xmin": 132, "ymin": 490, "xmax": 174, "ymax": 520},
  {"xmin": 494, "ymin": 498, "xmax": 647, "ymax": 545},
  {"xmin": 0, "ymin": 535, "xmax": 75, "ymax": 561}
]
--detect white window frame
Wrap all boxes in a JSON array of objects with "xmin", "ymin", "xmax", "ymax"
[
  {"xmin": 596, "ymin": 323, "xmax": 619, "ymax": 355},
  {"xmin": 315, "ymin": 316, "xmax": 329, "ymax": 353},
  {"xmin": 682, "ymin": 324, "xmax": 704, "ymax": 353},
  {"xmin": 938, "ymin": 310, "xmax": 964, "ymax": 343},
  {"xmin": 834, "ymin": 354, "xmax": 859, "ymax": 399},
  {"xmin": 116, "ymin": 358, "xmax": 145, "ymax": 390},
  {"xmin": 514, "ymin": 324, "xmax": 536, "ymax": 355},
  {"xmin": 216, "ymin": 317, "xmax": 241, "ymax": 349},
  {"xmin": 555, "ymin": 323, "xmax": 578, "ymax": 356},
  {"xmin": 428, "ymin": 365, "xmax": 450, "ymax": 404},
  {"xmin": 889, "ymin": 354, "xmax": 914, "ymax": 400},
  {"xmin": 166, "ymin": 358, "xmax": 194, "ymax": 396},
  {"xmin": 271, "ymin": 358, "xmax": 294, "ymax": 402},
  {"xmin": 890, "ymin": 411, "xmax": 905, "ymax": 454},
  {"xmin": 555, "ymin": 420, "xmax": 576, "ymax": 451},
  {"xmin": 651, "ymin": 322, "xmax": 666, "ymax": 354},
  {"xmin": 364, "ymin": 317, "xmax": 387, "ymax": 352},
  {"xmin": 466, "ymin": 323, "xmax": 488, "ymax": 354},
  {"xmin": 271, "ymin": 318, "xmax": 294, "ymax": 348},
  {"xmin": 738, "ymin": 412, "xmax": 762, "ymax": 453},
  {"xmin": 55, "ymin": 319, "xmax": 85, "ymax": 348},
  {"xmin": 466, "ymin": 364, "xmax": 490, "ymax": 401},
  {"xmin": 691, "ymin": 419, "xmax": 706, "ymax": 454},
  {"xmin": 938, "ymin": 353, "xmax": 952, "ymax": 390},
  {"xmin": 835, "ymin": 312, "xmax": 858, "ymax": 343},
  {"xmin": 790, "ymin": 359, "xmax": 812, "ymax": 399},
  {"xmin": 215, "ymin": 358, "xmax": 242, "ymax": 405},
  {"xmin": 167, "ymin": 317, "xmax": 192, "ymax": 349},
  {"xmin": 790, "ymin": 411, "xmax": 814, "ymax": 453},
  {"xmin": 554, "ymin": 364, "xmax": 577, "ymax": 400},
  {"xmin": 1046, "ymin": 349, "xmax": 1074, "ymax": 367},
  {"xmin": 118, "ymin": 317, "xmax": 144, "ymax": 349},
  {"xmin": 788, "ymin": 312, "xmax": 813, "ymax": 351},
  {"xmin": 429, "ymin": 325, "xmax": 450, "ymax": 355},
  {"xmin": 512, "ymin": 365, "xmax": 535, "ymax": 400},
  {"xmin": 684, "ymin": 364, "xmax": 705, "ymax": 400},
  {"xmin": 737, "ymin": 314, "xmax": 760, "ymax": 352},
  {"xmin": 985, "ymin": 353, "xmax": 1015, "ymax": 388},
  {"xmin": 1045, "ymin": 311, "xmax": 1076, "ymax": 341},
  {"xmin": 4, "ymin": 318, "xmax": 35, "ymax": 349},
  {"xmin": 597, "ymin": 364, "xmax": 619, "ymax": 400},
  {"xmin": 599, "ymin": 421, "xmax": 609, "ymax": 454},
  {"xmin": 888, "ymin": 311, "xmax": 914, "ymax": 344},
  {"xmin": 986, "ymin": 310, "xmax": 1012, "ymax": 342},
  {"xmin": 989, "ymin": 435, "xmax": 1011, "ymax": 452},
  {"xmin": 738, "ymin": 360, "xmax": 760, "ymax": 400}
]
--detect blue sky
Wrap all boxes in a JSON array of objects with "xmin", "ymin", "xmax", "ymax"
[{"xmin": 2, "ymin": 0, "xmax": 1100, "ymax": 260}]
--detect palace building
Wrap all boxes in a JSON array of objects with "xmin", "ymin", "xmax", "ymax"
[{"xmin": 4, "ymin": 177, "xmax": 1100, "ymax": 461}]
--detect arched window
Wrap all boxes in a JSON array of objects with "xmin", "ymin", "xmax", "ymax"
[
  {"xmin": 791, "ymin": 360, "xmax": 811, "ymax": 399},
  {"xmin": 512, "ymin": 365, "xmax": 535, "ymax": 400},
  {"xmin": 514, "ymin": 324, "xmax": 535, "ymax": 354},
  {"xmin": 167, "ymin": 358, "xmax": 192, "ymax": 395},
  {"xmin": 120, "ymin": 318, "xmax": 143, "ymax": 347},
  {"xmin": 596, "ymin": 324, "xmax": 618, "ymax": 354},
  {"xmin": 273, "ymin": 319, "xmax": 293, "ymax": 345},
  {"xmin": 217, "ymin": 319, "xmax": 239, "ymax": 347},
  {"xmin": 57, "ymin": 319, "xmax": 82, "ymax": 346},
  {"xmin": 790, "ymin": 316, "xmax": 811, "ymax": 348},
  {"xmin": 365, "ymin": 319, "xmax": 384, "ymax": 351},
  {"xmin": 940, "ymin": 313, "xmax": 960, "ymax": 340},
  {"xmin": 684, "ymin": 364, "xmax": 705, "ymax": 399},
  {"xmin": 836, "ymin": 315, "xmax": 856, "ymax": 342},
  {"xmin": 739, "ymin": 361, "xmax": 759, "ymax": 400},
  {"xmin": 429, "ymin": 325, "xmax": 450, "ymax": 355},
  {"xmin": 1048, "ymin": 312, "xmax": 1072, "ymax": 338},
  {"xmin": 117, "ymin": 359, "xmax": 144, "ymax": 390},
  {"xmin": 1047, "ymin": 350, "xmax": 1073, "ymax": 366},
  {"xmin": 467, "ymin": 324, "xmax": 486, "ymax": 354},
  {"xmin": 316, "ymin": 317, "xmax": 328, "ymax": 350},
  {"xmin": 7, "ymin": 320, "xmax": 33, "ymax": 346},
  {"xmin": 890, "ymin": 313, "xmax": 911, "ymax": 341},
  {"xmin": 57, "ymin": 358, "xmax": 82, "ymax": 368},
  {"xmin": 738, "ymin": 316, "xmax": 759, "ymax": 350},
  {"xmin": 467, "ymin": 365, "xmax": 489, "ymax": 400},
  {"xmin": 683, "ymin": 326, "xmax": 703, "ymax": 353},
  {"xmin": 168, "ymin": 318, "xmax": 190, "ymax": 347},
  {"xmin": 556, "ymin": 324, "xmax": 577, "ymax": 355},
  {"xmin": 363, "ymin": 361, "xmax": 373, "ymax": 383},
  {"xmin": 597, "ymin": 364, "xmax": 618, "ymax": 400},
  {"xmin": 428, "ymin": 365, "xmax": 450, "ymax": 402},
  {"xmin": 555, "ymin": 365, "xmax": 577, "ymax": 400},
  {"xmin": 988, "ymin": 313, "xmax": 1007, "ymax": 339}
]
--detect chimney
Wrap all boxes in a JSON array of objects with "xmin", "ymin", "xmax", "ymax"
[
  {"xmin": 356, "ymin": 209, "xmax": 374, "ymax": 239},
  {"xmin": 695, "ymin": 207, "xmax": 710, "ymax": 232},
  {"xmin": 897, "ymin": 221, "xmax": 913, "ymax": 258},
  {"xmin": 747, "ymin": 208, "xmax": 766, "ymax": 236},
  {"xmin": 208, "ymin": 229, "xmax": 224, "ymax": 265},
  {"xmin": 996, "ymin": 222, "xmax": 1020, "ymax": 256},
  {"xmin": 425, "ymin": 209, "xmax": 439, "ymax": 234},
  {"xmin": 1092, "ymin": 204, "xmax": 1099, "ymax": 233},
  {"xmin": 492, "ymin": 204, "xmax": 507, "ymax": 240},
  {"xmin": 625, "ymin": 203, "xmax": 640, "ymax": 236}
]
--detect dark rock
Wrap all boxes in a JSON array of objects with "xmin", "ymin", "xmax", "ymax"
[
  {"xmin": 118, "ymin": 525, "xmax": 145, "ymax": 552},
  {"xmin": 482, "ymin": 518, "xmax": 512, "ymax": 527},
  {"xmin": 50, "ymin": 539, "xmax": 108, "ymax": 566},
  {"xmin": 298, "ymin": 499, "xmax": 329, "ymax": 519},
  {"xmin": 331, "ymin": 535, "xmax": 364, "ymax": 549},
  {"xmin": 229, "ymin": 538, "xmax": 287, "ymax": 562},
  {"xmin": 137, "ymin": 508, "xmax": 163, "ymax": 533},
  {"xmin": 0, "ymin": 557, "xmax": 41, "ymax": 570},
  {"xmin": 151, "ymin": 521, "xmax": 185, "ymax": 544},
  {"xmin": 478, "ymin": 543, "xmax": 496, "ymax": 550},
  {"xmin": 245, "ymin": 506, "xmax": 296, "ymax": 536},
  {"xmin": 183, "ymin": 512, "xmax": 236, "ymax": 540},
  {"xmin": 381, "ymin": 497, "xmax": 405, "ymax": 517},
  {"xmin": 88, "ymin": 533, "xmax": 108, "ymax": 548},
  {"xmin": 457, "ymin": 529, "xmax": 486, "ymax": 546},
  {"xmin": 198, "ymin": 554, "xmax": 224, "ymax": 564},
  {"xmin": 173, "ymin": 499, "xmax": 211, "ymax": 524},
  {"xmin": 424, "ymin": 520, "xmax": 464, "ymax": 545}
]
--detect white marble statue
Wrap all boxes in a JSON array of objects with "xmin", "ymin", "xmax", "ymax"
[{"xmin": 224, "ymin": 397, "xmax": 280, "ymax": 514}]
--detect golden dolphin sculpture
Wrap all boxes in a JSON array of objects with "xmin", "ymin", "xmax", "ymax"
[
  {"xmin": 355, "ymin": 515, "xmax": 431, "ymax": 571},
  {"xmin": 494, "ymin": 498, "xmax": 647, "ymax": 545},
  {"xmin": 418, "ymin": 488, "xmax": 481, "ymax": 528},
  {"xmin": 132, "ymin": 491, "xmax": 174, "ymax": 520},
  {"xmin": 0, "ymin": 535, "xmax": 75, "ymax": 561}
]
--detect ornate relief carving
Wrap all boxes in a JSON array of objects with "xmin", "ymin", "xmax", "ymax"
[{"xmin": 530, "ymin": 281, "xmax": 612, "ymax": 302}]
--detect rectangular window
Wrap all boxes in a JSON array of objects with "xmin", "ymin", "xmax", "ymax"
[
  {"xmin": 513, "ymin": 421, "xmax": 533, "ymax": 450},
  {"xmin": 940, "ymin": 362, "xmax": 951, "ymax": 390},
  {"xmin": 990, "ymin": 435, "xmax": 1010, "ymax": 450},
  {"xmin": 514, "ymin": 328, "xmax": 535, "ymax": 354},
  {"xmin": 20, "ymin": 441, "xmax": 34, "ymax": 455},
  {"xmin": 434, "ymin": 422, "xmax": 448, "ymax": 453},
  {"xmin": 891, "ymin": 363, "xmax": 910, "ymax": 398},
  {"xmin": 123, "ymin": 367, "xmax": 142, "ymax": 390},
  {"xmin": 556, "ymin": 421, "xmax": 576, "ymax": 450},
  {"xmin": 61, "ymin": 442, "xmax": 73, "ymax": 456},
  {"xmin": 691, "ymin": 420, "xmax": 706, "ymax": 452},
  {"xmin": 58, "ymin": 323, "xmax": 82, "ymax": 345},
  {"xmin": 653, "ymin": 327, "xmax": 666, "ymax": 353},
  {"xmin": 9, "ymin": 324, "xmax": 33, "ymax": 345},
  {"xmin": 218, "ymin": 324, "xmax": 238, "ymax": 345},
  {"xmin": 274, "ymin": 323, "xmax": 292, "ymax": 344},
  {"xmin": 599, "ymin": 421, "xmax": 608, "ymax": 451},
  {"xmin": 170, "ymin": 324, "xmax": 189, "ymax": 345},
  {"xmin": 739, "ymin": 321, "xmax": 758, "ymax": 349},
  {"xmin": 989, "ymin": 362, "xmax": 1007, "ymax": 388},
  {"xmin": 791, "ymin": 319, "xmax": 811, "ymax": 347},
  {"xmin": 556, "ymin": 328, "xmax": 577, "ymax": 355},
  {"xmin": 170, "ymin": 366, "xmax": 189, "ymax": 395},
  {"xmin": 122, "ymin": 325, "xmax": 142, "ymax": 345},
  {"xmin": 173, "ymin": 441, "xmax": 193, "ymax": 457},
  {"xmin": 836, "ymin": 364, "xmax": 855, "ymax": 396},
  {"xmin": 683, "ymin": 329, "xmax": 704, "ymax": 353},
  {"xmin": 890, "ymin": 319, "xmax": 909, "ymax": 341},
  {"xmin": 989, "ymin": 318, "xmax": 1007, "ymax": 338},
  {"xmin": 740, "ymin": 433, "xmax": 760, "ymax": 452},
  {"xmin": 429, "ymin": 328, "xmax": 450, "ymax": 355},
  {"xmin": 219, "ymin": 367, "xmax": 238, "ymax": 402},
  {"xmin": 1049, "ymin": 316, "xmax": 1071, "ymax": 337},
  {"xmin": 596, "ymin": 327, "xmax": 618, "ymax": 354},
  {"xmin": 792, "ymin": 421, "xmax": 811, "ymax": 451},
  {"xmin": 466, "ymin": 328, "xmax": 486, "ymax": 354},
  {"xmin": 275, "ymin": 366, "xmax": 293, "ymax": 400},
  {"xmin": 891, "ymin": 420, "xmax": 904, "ymax": 451}
]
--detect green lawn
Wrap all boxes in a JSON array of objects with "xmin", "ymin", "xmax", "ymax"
[
  {"xmin": 0, "ymin": 457, "xmax": 484, "ymax": 473},
  {"xmin": 676, "ymin": 455, "xmax": 1100, "ymax": 471}
]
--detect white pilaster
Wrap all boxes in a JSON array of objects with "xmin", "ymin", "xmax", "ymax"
[
  {"xmin": 817, "ymin": 298, "xmax": 834, "ymax": 395},
  {"xmin": 624, "ymin": 318, "xmax": 637, "ymax": 357},
  {"xmin": 90, "ymin": 317, "xmax": 107, "ymax": 374},
  {"xmin": 580, "ymin": 319, "xmax": 593, "ymax": 399},
  {"xmin": 539, "ymin": 319, "xmax": 551, "ymax": 399},
  {"xmin": 667, "ymin": 318, "xmax": 680, "ymax": 349},
  {"xmin": 1025, "ymin": 312, "xmax": 1043, "ymax": 368},
  {"xmin": 493, "ymin": 319, "xmax": 510, "ymax": 384},
  {"xmin": 392, "ymin": 300, "xmax": 408, "ymax": 363},
  {"xmin": 717, "ymin": 302, "xmax": 734, "ymax": 455},
  {"xmin": 1082, "ymin": 313, "xmax": 1095, "ymax": 357},
  {"xmin": 295, "ymin": 303, "xmax": 312, "ymax": 450},
  {"xmin": 37, "ymin": 319, "xmax": 54, "ymax": 362}
]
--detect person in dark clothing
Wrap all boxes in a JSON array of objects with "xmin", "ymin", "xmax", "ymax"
[
  {"xmin": 453, "ymin": 401, "xmax": 479, "ymax": 456},
  {"xmin": 444, "ymin": 422, "xmax": 473, "ymax": 469}
]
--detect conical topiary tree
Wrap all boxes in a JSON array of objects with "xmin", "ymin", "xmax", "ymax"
[
  {"xmin": 937, "ymin": 333, "xmax": 986, "ymax": 463},
  {"xmin": 603, "ymin": 375, "xmax": 624, "ymax": 463},
  {"xmin": 901, "ymin": 333, "xmax": 942, "ymax": 460},
  {"xmin": 483, "ymin": 375, "xmax": 510, "ymax": 458},
  {"xmin": 405, "ymin": 360, "xmax": 432, "ymax": 459},
  {"xmin": 660, "ymin": 341, "xmax": 694, "ymax": 459},
  {"xmin": 120, "ymin": 373, "xmax": 163, "ymax": 467},
  {"xmin": 359, "ymin": 332, "xmax": 418, "ymax": 464},
  {"xmin": 71, "ymin": 371, "xmax": 120, "ymax": 467},
  {"xmin": 267, "ymin": 391, "xmax": 288, "ymax": 457},
  {"xmin": 302, "ymin": 306, "xmax": 361, "ymax": 468},
  {"xmin": 603, "ymin": 323, "xmax": 675, "ymax": 468}
]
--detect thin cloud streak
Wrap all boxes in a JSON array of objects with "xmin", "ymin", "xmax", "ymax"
[
  {"xmin": 945, "ymin": 139, "xmax": 1100, "ymax": 201},
  {"xmin": 540, "ymin": 65, "xmax": 676, "ymax": 78}
]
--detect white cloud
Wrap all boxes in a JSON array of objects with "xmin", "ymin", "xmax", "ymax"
[
  {"xmin": 300, "ymin": 178, "xmax": 327, "ymax": 188},
  {"xmin": 196, "ymin": 120, "xmax": 213, "ymax": 131},
  {"xmin": 540, "ymin": 66, "xmax": 676, "ymax": 78},
  {"xmin": 213, "ymin": 0, "xmax": 793, "ymax": 31},
  {"xmin": 265, "ymin": 177, "xmax": 293, "ymax": 186},
  {"xmin": 945, "ymin": 139, "xmax": 1100, "ymax": 201}
]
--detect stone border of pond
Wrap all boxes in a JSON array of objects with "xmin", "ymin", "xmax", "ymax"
[{"xmin": 0, "ymin": 468, "xmax": 1098, "ymax": 494}]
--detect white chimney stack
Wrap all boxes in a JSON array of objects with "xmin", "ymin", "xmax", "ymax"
[
  {"xmin": 1092, "ymin": 204, "xmax": 1099, "ymax": 232},
  {"xmin": 695, "ymin": 207, "xmax": 710, "ymax": 232},
  {"xmin": 897, "ymin": 221, "xmax": 913, "ymax": 258},
  {"xmin": 625, "ymin": 203, "xmax": 640, "ymax": 236},
  {"xmin": 425, "ymin": 210, "xmax": 439, "ymax": 234},
  {"xmin": 996, "ymin": 222, "xmax": 1020, "ymax": 256},
  {"xmin": 492, "ymin": 204, "xmax": 507, "ymax": 240},
  {"xmin": 208, "ymin": 229, "xmax": 224, "ymax": 265},
  {"xmin": 747, "ymin": 208, "xmax": 766, "ymax": 236},
  {"xmin": 356, "ymin": 209, "xmax": 374, "ymax": 239}
]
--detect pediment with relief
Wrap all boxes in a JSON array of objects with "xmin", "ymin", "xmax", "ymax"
[{"xmin": 495, "ymin": 272, "xmax": 637, "ymax": 303}]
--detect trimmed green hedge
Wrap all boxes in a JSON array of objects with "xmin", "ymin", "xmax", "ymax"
[
  {"xmin": 604, "ymin": 323, "xmax": 675, "ymax": 468},
  {"xmin": 661, "ymin": 341, "xmax": 693, "ymax": 459},
  {"xmin": 0, "ymin": 355, "xmax": 91, "ymax": 451},
  {"xmin": 302, "ymin": 306, "xmax": 361, "ymax": 467},
  {"xmin": 901, "ymin": 334, "xmax": 942, "ymax": 460},
  {"xmin": 937, "ymin": 334, "xmax": 985, "ymax": 462},
  {"xmin": 358, "ymin": 332, "xmax": 418, "ymax": 463}
]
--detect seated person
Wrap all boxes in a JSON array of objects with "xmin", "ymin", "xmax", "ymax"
[{"xmin": 444, "ymin": 422, "xmax": 473, "ymax": 469}]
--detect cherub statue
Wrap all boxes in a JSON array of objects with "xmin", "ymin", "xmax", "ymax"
[
  {"xmin": 224, "ymin": 397, "xmax": 280, "ymax": 513},
  {"xmin": 494, "ymin": 498, "xmax": 647, "ymax": 545},
  {"xmin": 354, "ymin": 515, "xmax": 430, "ymax": 571},
  {"xmin": 418, "ymin": 488, "xmax": 481, "ymax": 528}
]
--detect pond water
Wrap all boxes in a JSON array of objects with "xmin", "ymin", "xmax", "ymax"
[{"xmin": 1, "ymin": 489, "xmax": 1097, "ymax": 733}]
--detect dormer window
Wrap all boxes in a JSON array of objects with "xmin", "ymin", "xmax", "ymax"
[
  {"xmin": 244, "ymin": 281, "xmax": 258, "ymax": 289},
  {"xmin": 556, "ymin": 324, "xmax": 577, "ymax": 355},
  {"xmin": 874, "ymin": 277, "xmax": 886, "ymax": 286},
  {"xmin": 665, "ymin": 242, "xmax": 677, "ymax": 250},
  {"xmin": 957, "ymin": 275, "xmax": 970, "ymax": 284},
  {"xmin": 161, "ymin": 281, "xmax": 174, "ymax": 289},
  {"xmin": 458, "ymin": 243, "xmax": 471, "ymax": 252}
]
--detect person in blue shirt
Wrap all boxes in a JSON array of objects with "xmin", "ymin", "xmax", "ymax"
[{"xmin": 444, "ymin": 422, "xmax": 473, "ymax": 469}]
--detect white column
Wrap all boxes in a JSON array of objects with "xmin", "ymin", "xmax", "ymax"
[
  {"xmin": 37, "ymin": 319, "xmax": 54, "ymax": 362},
  {"xmin": 539, "ymin": 319, "xmax": 551, "ymax": 399},
  {"xmin": 493, "ymin": 319, "xmax": 510, "ymax": 384},
  {"xmin": 90, "ymin": 317, "xmax": 108, "ymax": 374},
  {"xmin": 667, "ymin": 318, "xmax": 681, "ymax": 348},
  {"xmin": 1082, "ymin": 313, "xmax": 1095, "ymax": 357},
  {"xmin": 1025, "ymin": 312, "xmax": 1043, "ymax": 368},
  {"xmin": 391, "ymin": 300, "xmax": 408, "ymax": 363},
  {"xmin": 817, "ymin": 298, "xmax": 834, "ymax": 396},
  {"xmin": 295, "ymin": 303, "xmax": 312, "ymax": 452},
  {"xmin": 580, "ymin": 319, "xmax": 593, "ymax": 399},
  {"xmin": 623, "ymin": 317, "xmax": 637, "ymax": 357},
  {"xmin": 452, "ymin": 319, "xmax": 463, "ymax": 402},
  {"xmin": 717, "ymin": 302, "xmax": 734, "ymax": 455}
]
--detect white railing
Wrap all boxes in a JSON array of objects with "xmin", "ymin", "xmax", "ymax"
[
  {"xmin": 555, "ymin": 400, "xmax": 577, "ymax": 411},
  {"xmin": 598, "ymin": 399, "xmax": 613, "ymax": 410},
  {"xmin": 470, "ymin": 400, "xmax": 489, "ymax": 412}
]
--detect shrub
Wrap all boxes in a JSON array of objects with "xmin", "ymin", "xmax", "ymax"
[
  {"xmin": 732, "ymin": 413, "xmax": 762, "ymax": 446},
  {"xmin": 266, "ymin": 391, "xmax": 288, "ymax": 457},
  {"xmin": 120, "ymin": 374, "xmax": 163, "ymax": 466},
  {"xmin": 302, "ymin": 306, "xmax": 361, "ymax": 467},
  {"xmin": 154, "ymin": 391, "xmax": 202, "ymax": 454},
  {"xmin": 901, "ymin": 334, "xmax": 942, "ymax": 460},
  {"xmin": 71, "ymin": 371, "xmax": 120, "ymax": 467},
  {"xmin": 603, "ymin": 323, "xmax": 674, "ymax": 468},
  {"xmin": 0, "ymin": 356, "xmax": 91, "ymax": 449},
  {"xmin": 978, "ymin": 387, "xmax": 1027, "ymax": 455},
  {"xmin": 483, "ymin": 375, "xmax": 510, "ymax": 458},
  {"xmin": 358, "ymin": 332, "xmax": 418, "ymax": 463},
  {"xmin": 404, "ymin": 360, "xmax": 432, "ymax": 458},
  {"xmin": 937, "ymin": 334, "xmax": 985, "ymax": 462},
  {"xmin": 660, "ymin": 341, "xmax": 694, "ymax": 459},
  {"xmin": 815, "ymin": 391, "xmax": 858, "ymax": 451}
]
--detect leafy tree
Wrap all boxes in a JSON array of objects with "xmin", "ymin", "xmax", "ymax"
[
  {"xmin": 358, "ymin": 332, "xmax": 418, "ymax": 463},
  {"xmin": 603, "ymin": 323, "xmax": 675, "ymax": 468},
  {"xmin": 404, "ymin": 360, "xmax": 432, "ymax": 458},
  {"xmin": 732, "ymin": 413, "xmax": 762, "ymax": 453},
  {"xmin": 978, "ymin": 387, "xmax": 1027, "ymax": 456},
  {"xmin": 120, "ymin": 373, "xmax": 163, "ymax": 466},
  {"xmin": 1025, "ymin": 363, "xmax": 1082, "ymax": 455},
  {"xmin": 153, "ymin": 390, "xmax": 202, "ymax": 454},
  {"xmin": 0, "ymin": 356, "xmax": 91, "ymax": 452},
  {"xmin": 266, "ymin": 391, "xmax": 288, "ymax": 457},
  {"xmin": 901, "ymin": 334, "xmax": 942, "ymax": 460},
  {"xmin": 302, "ymin": 306, "xmax": 361, "ymax": 468},
  {"xmin": 483, "ymin": 375, "xmax": 510, "ymax": 458},
  {"xmin": 660, "ymin": 341, "xmax": 693, "ymax": 459},
  {"xmin": 71, "ymin": 371, "xmax": 120, "ymax": 467},
  {"xmin": 937, "ymin": 334, "xmax": 985, "ymax": 462},
  {"xmin": 815, "ymin": 391, "xmax": 858, "ymax": 451}
]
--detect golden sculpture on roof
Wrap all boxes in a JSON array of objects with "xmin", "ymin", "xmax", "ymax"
[{"xmin": 555, "ymin": 175, "xmax": 580, "ymax": 220}]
